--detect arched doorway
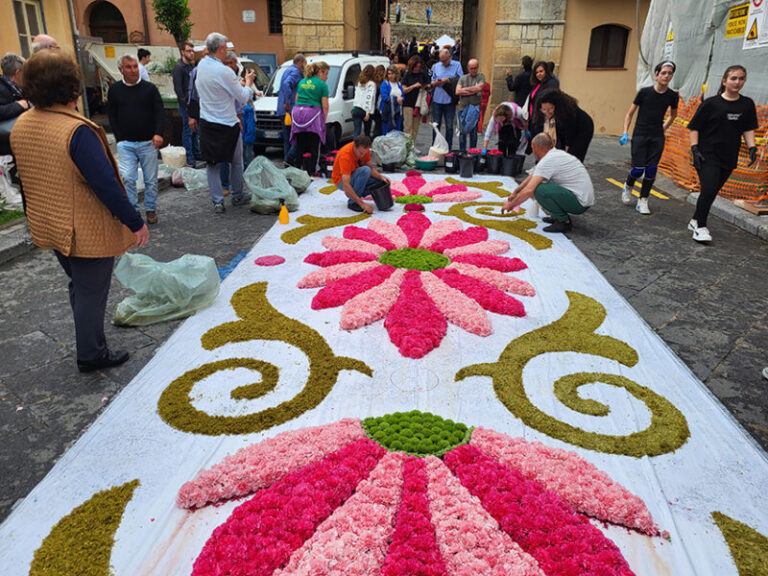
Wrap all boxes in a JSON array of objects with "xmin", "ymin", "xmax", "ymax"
[{"xmin": 88, "ymin": 1, "xmax": 127, "ymax": 43}]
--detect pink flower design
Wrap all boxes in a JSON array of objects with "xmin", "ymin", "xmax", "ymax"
[
  {"xmin": 389, "ymin": 172, "xmax": 482, "ymax": 202},
  {"xmin": 298, "ymin": 214, "xmax": 534, "ymax": 358},
  {"xmin": 182, "ymin": 415, "xmax": 660, "ymax": 576},
  {"xmin": 254, "ymin": 255, "xmax": 286, "ymax": 266}
]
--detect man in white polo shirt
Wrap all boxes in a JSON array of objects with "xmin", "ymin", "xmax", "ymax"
[{"xmin": 501, "ymin": 133, "xmax": 594, "ymax": 233}]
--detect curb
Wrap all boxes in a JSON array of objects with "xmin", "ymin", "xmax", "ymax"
[
  {"xmin": 0, "ymin": 220, "xmax": 33, "ymax": 265},
  {"xmin": 687, "ymin": 192, "xmax": 768, "ymax": 240}
]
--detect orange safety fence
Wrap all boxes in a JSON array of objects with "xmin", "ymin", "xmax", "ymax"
[{"xmin": 659, "ymin": 97, "xmax": 768, "ymax": 202}]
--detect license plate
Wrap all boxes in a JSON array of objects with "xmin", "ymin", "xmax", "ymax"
[{"xmin": 264, "ymin": 130, "xmax": 280, "ymax": 139}]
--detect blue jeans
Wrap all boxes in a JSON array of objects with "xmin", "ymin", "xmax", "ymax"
[
  {"xmin": 281, "ymin": 119, "xmax": 296, "ymax": 165},
  {"xmin": 339, "ymin": 165, "xmax": 379, "ymax": 208},
  {"xmin": 178, "ymin": 106, "xmax": 200, "ymax": 165},
  {"xmin": 432, "ymin": 101, "xmax": 456, "ymax": 150},
  {"xmin": 243, "ymin": 141, "xmax": 255, "ymax": 168},
  {"xmin": 351, "ymin": 106, "xmax": 371, "ymax": 138},
  {"xmin": 459, "ymin": 128, "xmax": 478, "ymax": 151},
  {"xmin": 117, "ymin": 140, "xmax": 158, "ymax": 211},
  {"xmin": 206, "ymin": 134, "xmax": 245, "ymax": 205},
  {"xmin": 220, "ymin": 163, "xmax": 230, "ymax": 189}
]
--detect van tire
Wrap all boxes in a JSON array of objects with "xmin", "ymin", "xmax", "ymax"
[{"xmin": 326, "ymin": 123, "xmax": 341, "ymax": 151}]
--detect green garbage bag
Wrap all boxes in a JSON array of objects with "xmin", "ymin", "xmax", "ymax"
[
  {"xmin": 244, "ymin": 156, "xmax": 300, "ymax": 214},
  {"xmin": 281, "ymin": 165, "xmax": 311, "ymax": 194},
  {"xmin": 113, "ymin": 253, "xmax": 220, "ymax": 326}
]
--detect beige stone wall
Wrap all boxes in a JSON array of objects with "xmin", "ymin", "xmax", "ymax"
[
  {"xmin": 282, "ymin": 0, "xmax": 346, "ymax": 54},
  {"xmin": 394, "ymin": 1, "xmax": 464, "ymax": 26}
]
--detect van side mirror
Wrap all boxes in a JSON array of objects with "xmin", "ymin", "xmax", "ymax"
[{"xmin": 346, "ymin": 85, "xmax": 355, "ymax": 100}]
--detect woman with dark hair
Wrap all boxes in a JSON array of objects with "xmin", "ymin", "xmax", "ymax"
[
  {"xmin": 380, "ymin": 65, "xmax": 404, "ymax": 134},
  {"xmin": 351, "ymin": 64, "xmax": 376, "ymax": 138},
  {"xmin": 10, "ymin": 50, "xmax": 148, "ymax": 372},
  {"xmin": 687, "ymin": 64, "xmax": 757, "ymax": 242},
  {"xmin": 618, "ymin": 61, "xmax": 678, "ymax": 214},
  {"xmin": 290, "ymin": 61, "xmax": 330, "ymax": 175},
  {"xmin": 402, "ymin": 56, "xmax": 430, "ymax": 142},
  {"xmin": 372, "ymin": 64, "xmax": 387, "ymax": 137},
  {"xmin": 533, "ymin": 89, "xmax": 594, "ymax": 162},
  {"xmin": 526, "ymin": 61, "xmax": 557, "ymax": 121}
]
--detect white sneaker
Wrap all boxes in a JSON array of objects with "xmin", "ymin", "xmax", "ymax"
[
  {"xmin": 687, "ymin": 219, "xmax": 698, "ymax": 232},
  {"xmin": 762, "ymin": 367, "xmax": 768, "ymax": 381},
  {"xmin": 692, "ymin": 226, "xmax": 712, "ymax": 242},
  {"xmin": 636, "ymin": 197, "xmax": 651, "ymax": 215},
  {"xmin": 621, "ymin": 184, "xmax": 633, "ymax": 205}
]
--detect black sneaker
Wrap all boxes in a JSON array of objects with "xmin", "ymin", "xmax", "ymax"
[
  {"xmin": 542, "ymin": 219, "xmax": 572, "ymax": 233},
  {"xmin": 542, "ymin": 216, "xmax": 555, "ymax": 224},
  {"xmin": 231, "ymin": 195, "xmax": 250, "ymax": 206},
  {"xmin": 77, "ymin": 349, "xmax": 129, "ymax": 373},
  {"xmin": 347, "ymin": 203, "xmax": 364, "ymax": 212}
]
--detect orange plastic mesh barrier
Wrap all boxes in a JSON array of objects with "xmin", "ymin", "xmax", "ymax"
[{"xmin": 659, "ymin": 96, "xmax": 768, "ymax": 202}]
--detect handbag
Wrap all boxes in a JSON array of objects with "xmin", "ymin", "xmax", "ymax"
[
  {"xmin": 0, "ymin": 115, "xmax": 20, "ymax": 156},
  {"xmin": 415, "ymin": 89, "xmax": 428, "ymax": 116}
]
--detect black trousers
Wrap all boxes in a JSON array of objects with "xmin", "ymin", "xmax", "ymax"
[
  {"xmin": 295, "ymin": 131, "xmax": 321, "ymax": 174},
  {"xmin": 54, "ymin": 251, "xmax": 114, "ymax": 362},
  {"xmin": 693, "ymin": 163, "xmax": 732, "ymax": 228}
]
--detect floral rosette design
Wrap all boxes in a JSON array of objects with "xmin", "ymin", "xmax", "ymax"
[
  {"xmin": 297, "ymin": 212, "xmax": 535, "ymax": 358},
  {"xmin": 389, "ymin": 171, "xmax": 482, "ymax": 203},
  {"xmin": 179, "ymin": 412, "xmax": 661, "ymax": 576}
]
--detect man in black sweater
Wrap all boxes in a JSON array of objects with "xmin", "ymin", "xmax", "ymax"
[
  {"xmin": 172, "ymin": 41, "xmax": 200, "ymax": 167},
  {"xmin": 505, "ymin": 55, "xmax": 533, "ymax": 108},
  {"xmin": 108, "ymin": 53, "xmax": 164, "ymax": 224}
]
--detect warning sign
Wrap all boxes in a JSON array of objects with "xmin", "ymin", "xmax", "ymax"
[
  {"xmin": 747, "ymin": 18, "xmax": 758, "ymax": 39},
  {"xmin": 663, "ymin": 25, "xmax": 674, "ymax": 58},
  {"xmin": 743, "ymin": 1, "xmax": 768, "ymax": 49},
  {"xmin": 726, "ymin": 4, "xmax": 749, "ymax": 37}
]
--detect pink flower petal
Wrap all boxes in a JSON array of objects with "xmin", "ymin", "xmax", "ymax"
[
  {"xmin": 430, "ymin": 190, "xmax": 483, "ymax": 202},
  {"xmin": 418, "ymin": 219, "xmax": 464, "ymax": 250},
  {"xmin": 389, "ymin": 180, "xmax": 409, "ymax": 197},
  {"xmin": 448, "ymin": 262, "xmax": 536, "ymax": 297},
  {"xmin": 444, "ymin": 444, "xmax": 636, "ymax": 576},
  {"xmin": 429, "ymin": 226, "xmax": 489, "ymax": 254},
  {"xmin": 344, "ymin": 226, "xmax": 397, "ymax": 250},
  {"xmin": 418, "ymin": 180, "xmax": 466, "ymax": 196},
  {"xmin": 312, "ymin": 265, "xmax": 395, "ymax": 309},
  {"xmin": 304, "ymin": 250, "xmax": 378, "ymax": 267},
  {"xmin": 298, "ymin": 261, "xmax": 380, "ymax": 288},
  {"xmin": 379, "ymin": 456, "xmax": 448, "ymax": 576},
  {"xmin": 432, "ymin": 269, "xmax": 525, "ymax": 317},
  {"xmin": 340, "ymin": 269, "xmax": 406, "ymax": 330},
  {"xmin": 384, "ymin": 270, "xmax": 447, "ymax": 358},
  {"xmin": 443, "ymin": 239, "xmax": 510, "ymax": 258},
  {"xmin": 471, "ymin": 428, "xmax": 659, "ymax": 535},
  {"xmin": 368, "ymin": 219, "xmax": 409, "ymax": 249},
  {"xmin": 191, "ymin": 438, "xmax": 385, "ymax": 576},
  {"xmin": 396, "ymin": 211, "xmax": 432, "ymax": 248},
  {"xmin": 420, "ymin": 272, "xmax": 492, "ymax": 336},
  {"xmin": 423, "ymin": 456, "xmax": 545, "ymax": 576},
  {"xmin": 450, "ymin": 253, "xmax": 528, "ymax": 272},
  {"xmin": 177, "ymin": 419, "xmax": 366, "ymax": 509},
  {"xmin": 322, "ymin": 236, "xmax": 386, "ymax": 256},
  {"xmin": 276, "ymin": 452, "xmax": 406, "ymax": 576},
  {"xmin": 402, "ymin": 175, "xmax": 428, "ymax": 195},
  {"xmin": 254, "ymin": 255, "xmax": 286, "ymax": 266}
]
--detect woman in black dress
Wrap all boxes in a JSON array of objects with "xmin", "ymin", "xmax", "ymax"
[
  {"xmin": 533, "ymin": 89, "xmax": 594, "ymax": 162},
  {"xmin": 688, "ymin": 65, "xmax": 758, "ymax": 242}
]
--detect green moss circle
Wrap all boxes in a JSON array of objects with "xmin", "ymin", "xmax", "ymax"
[
  {"xmin": 395, "ymin": 195, "xmax": 434, "ymax": 204},
  {"xmin": 362, "ymin": 410, "xmax": 472, "ymax": 457},
  {"xmin": 378, "ymin": 248, "xmax": 450, "ymax": 271}
]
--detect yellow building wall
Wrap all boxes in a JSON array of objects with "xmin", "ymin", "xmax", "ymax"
[
  {"xmin": 0, "ymin": 0, "xmax": 76, "ymax": 58},
  {"xmin": 558, "ymin": 0, "xmax": 651, "ymax": 136}
]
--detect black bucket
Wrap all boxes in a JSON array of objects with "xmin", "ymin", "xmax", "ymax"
[
  {"xmin": 501, "ymin": 156, "xmax": 517, "ymax": 177},
  {"xmin": 477, "ymin": 153, "xmax": 487, "ymax": 173},
  {"xmin": 368, "ymin": 179, "xmax": 393, "ymax": 211},
  {"xmin": 459, "ymin": 154, "xmax": 475, "ymax": 178},
  {"xmin": 321, "ymin": 155, "xmax": 335, "ymax": 177},
  {"xmin": 444, "ymin": 153, "xmax": 459, "ymax": 173},
  {"xmin": 486, "ymin": 153, "xmax": 502, "ymax": 174},
  {"xmin": 382, "ymin": 162, "xmax": 397, "ymax": 172}
]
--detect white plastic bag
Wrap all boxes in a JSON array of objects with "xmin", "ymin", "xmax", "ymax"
[
  {"xmin": 0, "ymin": 155, "xmax": 22, "ymax": 209},
  {"xmin": 430, "ymin": 122, "xmax": 449, "ymax": 153}
]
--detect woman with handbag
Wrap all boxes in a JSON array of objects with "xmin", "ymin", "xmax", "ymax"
[
  {"xmin": 380, "ymin": 65, "xmax": 404, "ymax": 135},
  {"xmin": 401, "ymin": 56, "xmax": 430, "ymax": 142}
]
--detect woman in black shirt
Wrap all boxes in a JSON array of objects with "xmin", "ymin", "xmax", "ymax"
[
  {"xmin": 533, "ymin": 89, "xmax": 594, "ymax": 162},
  {"xmin": 688, "ymin": 65, "xmax": 758, "ymax": 242},
  {"xmin": 619, "ymin": 61, "xmax": 678, "ymax": 215}
]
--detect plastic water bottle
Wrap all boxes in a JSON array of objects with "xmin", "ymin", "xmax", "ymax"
[
  {"xmin": 529, "ymin": 199, "xmax": 540, "ymax": 219},
  {"xmin": 279, "ymin": 199, "xmax": 289, "ymax": 224}
]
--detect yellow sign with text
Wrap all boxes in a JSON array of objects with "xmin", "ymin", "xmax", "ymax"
[
  {"xmin": 104, "ymin": 45, "xmax": 115, "ymax": 58},
  {"xmin": 726, "ymin": 3, "xmax": 749, "ymax": 38}
]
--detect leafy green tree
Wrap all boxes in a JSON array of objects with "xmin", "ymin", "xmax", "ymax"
[{"xmin": 152, "ymin": 0, "xmax": 193, "ymax": 48}]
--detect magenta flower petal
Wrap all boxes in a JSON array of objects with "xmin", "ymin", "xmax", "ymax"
[
  {"xmin": 444, "ymin": 444, "xmax": 636, "ymax": 576},
  {"xmin": 368, "ymin": 219, "xmax": 409, "ymax": 249},
  {"xmin": 418, "ymin": 219, "xmax": 464, "ymax": 250},
  {"xmin": 384, "ymin": 271, "xmax": 447, "ymax": 359},
  {"xmin": 191, "ymin": 438, "xmax": 385, "ymax": 576},
  {"xmin": 450, "ymin": 253, "xmax": 528, "ymax": 272},
  {"xmin": 429, "ymin": 190, "xmax": 483, "ymax": 202},
  {"xmin": 423, "ymin": 184, "xmax": 466, "ymax": 197},
  {"xmin": 420, "ymin": 272, "xmax": 492, "ymax": 336},
  {"xmin": 448, "ymin": 262, "xmax": 536, "ymax": 297},
  {"xmin": 402, "ymin": 175, "xmax": 428, "ymax": 195},
  {"xmin": 304, "ymin": 250, "xmax": 379, "ymax": 267},
  {"xmin": 254, "ymin": 255, "xmax": 285, "ymax": 266},
  {"xmin": 432, "ymin": 269, "xmax": 526, "ymax": 317},
  {"xmin": 177, "ymin": 419, "xmax": 366, "ymax": 509},
  {"xmin": 443, "ymin": 240, "xmax": 510, "ymax": 258},
  {"xmin": 397, "ymin": 211, "xmax": 432, "ymax": 248},
  {"xmin": 298, "ymin": 261, "xmax": 380, "ymax": 289},
  {"xmin": 312, "ymin": 265, "xmax": 395, "ymax": 310},
  {"xmin": 390, "ymin": 180, "xmax": 409, "ymax": 197},
  {"xmin": 470, "ymin": 428, "xmax": 659, "ymax": 535},
  {"xmin": 343, "ymin": 226, "xmax": 398, "ymax": 251},
  {"xmin": 379, "ymin": 456, "xmax": 448, "ymax": 576},
  {"xmin": 429, "ymin": 226, "xmax": 489, "ymax": 254},
  {"xmin": 340, "ymin": 269, "xmax": 406, "ymax": 330},
  {"xmin": 322, "ymin": 236, "xmax": 387, "ymax": 256}
]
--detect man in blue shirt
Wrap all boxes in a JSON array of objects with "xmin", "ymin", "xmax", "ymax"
[
  {"xmin": 276, "ymin": 53, "xmax": 306, "ymax": 165},
  {"xmin": 196, "ymin": 32, "xmax": 257, "ymax": 214},
  {"xmin": 429, "ymin": 49, "xmax": 463, "ymax": 150}
]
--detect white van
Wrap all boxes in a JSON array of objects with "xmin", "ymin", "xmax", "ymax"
[{"xmin": 252, "ymin": 51, "xmax": 390, "ymax": 153}]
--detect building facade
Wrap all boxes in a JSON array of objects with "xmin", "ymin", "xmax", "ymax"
[{"xmin": 1, "ymin": 0, "xmax": 77, "ymax": 58}]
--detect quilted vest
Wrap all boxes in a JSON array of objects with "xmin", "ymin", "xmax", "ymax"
[{"xmin": 10, "ymin": 105, "xmax": 135, "ymax": 257}]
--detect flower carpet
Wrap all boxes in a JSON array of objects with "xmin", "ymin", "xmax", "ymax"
[{"xmin": 1, "ymin": 173, "xmax": 767, "ymax": 576}]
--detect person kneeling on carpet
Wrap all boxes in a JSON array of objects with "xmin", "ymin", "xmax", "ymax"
[
  {"xmin": 332, "ymin": 135, "xmax": 390, "ymax": 213},
  {"xmin": 501, "ymin": 133, "xmax": 594, "ymax": 233}
]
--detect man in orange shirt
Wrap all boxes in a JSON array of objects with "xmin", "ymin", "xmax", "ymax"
[{"xmin": 332, "ymin": 135, "xmax": 390, "ymax": 212}]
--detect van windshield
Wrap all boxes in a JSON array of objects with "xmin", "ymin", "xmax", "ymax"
[{"xmin": 265, "ymin": 65, "xmax": 342, "ymax": 98}]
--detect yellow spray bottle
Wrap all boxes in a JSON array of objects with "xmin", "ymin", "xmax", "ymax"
[{"xmin": 279, "ymin": 198, "xmax": 289, "ymax": 224}]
